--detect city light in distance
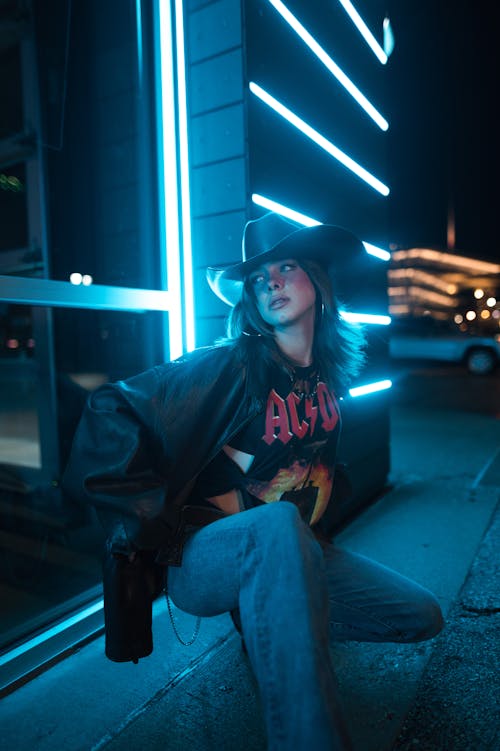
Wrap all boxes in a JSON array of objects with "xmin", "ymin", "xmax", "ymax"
[
  {"xmin": 70, "ymin": 273, "xmax": 93, "ymax": 285},
  {"xmin": 466, "ymin": 310, "xmax": 476, "ymax": 321},
  {"xmin": 486, "ymin": 297, "xmax": 496, "ymax": 307},
  {"xmin": 474, "ymin": 288, "xmax": 484, "ymax": 299}
]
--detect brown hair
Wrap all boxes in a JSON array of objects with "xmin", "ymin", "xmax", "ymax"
[{"xmin": 221, "ymin": 258, "xmax": 367, "ymax": 395}]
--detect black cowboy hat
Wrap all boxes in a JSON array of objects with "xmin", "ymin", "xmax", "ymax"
[{"xmin": 206, "ymin": 211, "xmax": 366, "ymax": 306}]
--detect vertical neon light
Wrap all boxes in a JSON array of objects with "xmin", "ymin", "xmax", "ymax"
[
  {"xmin": 136, "ymin": 0, "xmax": 143, "ymax": 89},
  {"xmin": 174, "ymin": 0, "xmax": 195, "ymax": 352},
  {"xmin": 158, "ymin": 0, "xmax": 183, "ymax": 360}
]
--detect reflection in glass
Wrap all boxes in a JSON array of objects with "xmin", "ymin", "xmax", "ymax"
[{"xmin": 0, "ymin": 305, "xmax": 166, "ymax": 653}]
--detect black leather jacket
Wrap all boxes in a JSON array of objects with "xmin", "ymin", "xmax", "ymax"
[
  {"xmin": 63, "ymin": 340, "xmax": 269, "ymax": 563},
  {"xmin": 62, "ymin": 339, "xmax": 344, "ymax": 662}
]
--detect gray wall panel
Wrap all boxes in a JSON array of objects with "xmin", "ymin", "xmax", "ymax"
[
  {"xmin": 191, "ymin": 157, "xmax": 247, "ymax": 216},
  {"xmin": 189, "ymin": 49, "xmax": 244, "ymax": 115},
  {"xmin": 191, "ymin": 104, "xmax": 245, "ymax": 166},
  {"xmin": 192, "ymin": 210, "xmax": 246, "ymax": 266},
  {"xmin": 189, "ymin": 0, "xmax": 243, "ymax": 63}
]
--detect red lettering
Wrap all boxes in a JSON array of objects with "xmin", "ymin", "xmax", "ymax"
[
  {"xmin": 316, "ymin": 382, "xmax": 339, "ymax": 432},
  {"xmin": 262, "ymin": 389, "xmax": 293, "ymax": 445},
  {"xmin": 286, "ymin": 391, "xmax": 309, "ymax": 438},
  {"xmin": 304, "ymin": 397, "xmax": 318, "ymax": 434}
]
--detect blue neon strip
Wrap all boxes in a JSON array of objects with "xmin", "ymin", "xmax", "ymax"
[
  {"xmin": 340, "ymin": 312, "xmax": 391, "ymax": 325},
  {"xmin": 135, "ymin": 0, "xmax": 143, "ymax": 88},
  {"xmin": 158, "ymin": 0, "xmax": 183, "ymax": 360},
  {"xmin": 0, "ymin": 600, "xmax": 104, "ymax": 667},
  {"xmin": 266, "ymin": 0, "xmax": 388, "ymax": 129},
  {"xmin": 349, "ymin": 379, "xmax": 392, "ymax": 397},
  {"xmin": 252, "ymin": 193, "xmax": 320, "ymax": 227},
  {"xmin": 338, "ymin": 0, "xmax": 387, "ymax": 64},
  {"xmin": 174, "ymin": 0, "xmax": 195, "ymax": 352},
  {"xmin": 363, "ymin": 242, "xmax": 391, "ymax": 261},
  {"xmin": 249, "ymin": 83, "xmax": 390, "ymax": 196},
  {"xmin": 251, "ymin": 194, "xmax": 390, "ymax": 262}
]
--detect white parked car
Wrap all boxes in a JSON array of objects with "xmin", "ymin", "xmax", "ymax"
[{"xmin": 389, "ymin": 317, "xmax": 500, "ymax": 375}]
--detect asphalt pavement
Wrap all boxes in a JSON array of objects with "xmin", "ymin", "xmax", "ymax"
[{"xmin": 1, "ymin": 364, "xmax": 499, "ymax": 751}]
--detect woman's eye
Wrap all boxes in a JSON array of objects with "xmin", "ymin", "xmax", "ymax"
[
  {"xmin": 281, "ymin": 263, "xmax": 295, "ymax": 272},
  {"xmin": 250, "ymin": 274, "xmax": 264, "ymax": 285}
]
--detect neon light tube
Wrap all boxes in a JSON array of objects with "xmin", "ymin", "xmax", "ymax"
[
  {"xmin": 251, "ymin": 194, "xmax": 390, "ymax": 264},
  {"xmin": 383, "ymin": 17, "xmax": 395, "ymax": 58},
  {"xmin": 362, "ymin": 242, "xmax": 390, "ymax": 261},
  {"xmin": 135, "ymin": 0, "xmax": 143, "ymax": 88},
  {"xmin": 158, "ymin": 0, "xmax": 183, "ymax": 360},
  {"xmin": 252, "ymin": 193, "xmax": 320, "ymax": 226},
  {"xmin": 0, "ymin": 600, "xmax": 103, "ymax": 666},
  {"xmin": 266, "ymin": 0, "xmax": 388, "ymax": 129},
  {"xmin": 349, "ymin": 379, "xmax": 392, "ymax": 397},
  {"xmin": 338, "ymin": 0, "xmax": 387, "ymax": 64},
  {"xmin": 249, "ymin": 83, "xmax": 390, "ymax": 196},
  {"xmin": 174, "ymin": 0, "xmax": 195, "ymax": 352},
  {"xmin": 340, "ymin": 312, "xmax": 391, "ymax": 325}
]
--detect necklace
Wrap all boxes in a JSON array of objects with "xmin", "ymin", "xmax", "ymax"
[{"xmin": 289, "ymin": 364, "xmax": 320, "ymax": 400}]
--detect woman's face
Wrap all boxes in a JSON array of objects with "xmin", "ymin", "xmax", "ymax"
[{"xmin": 248, "ymin": 258, "xmax": 317, "ymax": 328}]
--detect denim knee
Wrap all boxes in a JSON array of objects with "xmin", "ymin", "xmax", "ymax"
[
  {"xmin": 245, "ymin": 501, "xmax": 323, "ymax": 569},
  {"xmin": 248, "ymin": 501, "xmax": 306, "ymax": 542}
]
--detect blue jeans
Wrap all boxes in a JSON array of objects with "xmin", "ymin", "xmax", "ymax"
[{"xmin": 167, "ymin": 502, "xmax": 443, "ymax": 751}]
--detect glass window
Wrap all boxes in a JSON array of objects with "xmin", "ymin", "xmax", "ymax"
[
  {"xmin": 0, "ymin": 304, "xmax": 167, "ymax": 653},
  {"xmin": 0, "ymin": 0, "xmax": 162, "ymax": 291}
]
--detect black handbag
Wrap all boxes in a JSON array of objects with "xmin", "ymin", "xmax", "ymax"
[
  {"xmin": 101, "ymin": 505, "xmax": 226, "ymax": 662},
  {"xmin": 102, "ymin": 543, "xmax": 165, "ymax": 663}
]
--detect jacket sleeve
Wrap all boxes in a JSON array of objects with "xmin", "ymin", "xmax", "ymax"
[{"xmin": 62, "ymin": 367, "xmax": 174, "ymax": 554}]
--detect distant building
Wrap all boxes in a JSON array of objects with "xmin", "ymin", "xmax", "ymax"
[{"xmin": 388, "ymin": 247, "xmax": 500, "ymax": 334}]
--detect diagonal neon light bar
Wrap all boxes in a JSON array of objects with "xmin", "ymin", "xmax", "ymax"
[
  {"xmin": 252, "ymin": 193, "xmax": 391, "ymax": 261},
  {"xmin": 341, "ymin": 312, "xmax": 391, "ymax": 325},
  {"xmin": 362, "ymin": 241, "xmax": 391, "ymax": 261},
  {"xmin": 250, "ymin": 83, "xmax": 390, "ymax": 196},
  {"xmin": 338, "ymin": 0, "xmax": 387, "ymax": 64},
  {"xmin": 266, "ymin": 0, "xmax": 388, "ymax": 130},
  {"xmin": 349, "ymin": 379, "xmax": 392, "ymax": 397},
  {"xmin": 253, "ymin": 192, "xmax": 320, "ymax": 227}
]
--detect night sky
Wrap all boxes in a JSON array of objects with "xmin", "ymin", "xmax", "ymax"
[{"xmin": 386, "ymin": 0, "xmax": 495, "ymax": 260}]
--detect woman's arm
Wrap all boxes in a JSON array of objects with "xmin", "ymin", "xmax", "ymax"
[{"xmin": 62, "ymin": 368, "xmax": 173, "ymax": 554}]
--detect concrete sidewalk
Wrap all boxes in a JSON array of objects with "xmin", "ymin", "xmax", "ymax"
[{"xmin": 1, "ymin": 393, "xmax": 499, "ymax": 751}]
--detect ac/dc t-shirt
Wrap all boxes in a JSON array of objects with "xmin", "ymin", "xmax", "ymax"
[{"xmin": 193, "ymin": 363, "xmax": 342, "ymax": 527}]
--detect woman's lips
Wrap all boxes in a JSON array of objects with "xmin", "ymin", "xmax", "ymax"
[{"xmin": 269, "ymin": 296, "xmax": 289, "ymax": 310}]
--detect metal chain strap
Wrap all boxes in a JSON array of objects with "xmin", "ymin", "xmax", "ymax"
[{"xmin": 164, "ymin": 587, "xmax": 201, "ymax": 647}]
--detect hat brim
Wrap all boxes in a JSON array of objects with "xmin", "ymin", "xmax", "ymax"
[{"xmin": 206, "ymin": 224, "xmax": 366, "ymax": 306}]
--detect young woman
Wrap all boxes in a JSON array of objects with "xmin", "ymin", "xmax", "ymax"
[{"xmin": 63, "ymin": 212, "xmax": 443, "ymax": 751}]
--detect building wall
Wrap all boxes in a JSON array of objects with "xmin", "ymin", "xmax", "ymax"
[{"xmin": 184, "ymin": 0, "xmax": 392, "ymax": 524}]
